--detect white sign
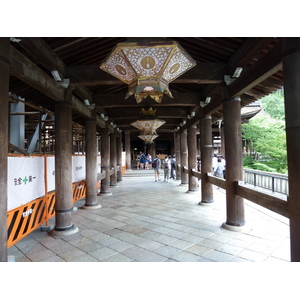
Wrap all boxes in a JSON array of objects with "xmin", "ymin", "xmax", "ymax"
[
  {"xmin": 8, "ymin": 156, "xmax": 45, "ymax": 211},
  {"xmin": 46, "ymin": 156, "xmax": 55, "ymax": 192},
  {"xmin": 72, "ymin": 155, "xmax": 86, "ymax": 182}
]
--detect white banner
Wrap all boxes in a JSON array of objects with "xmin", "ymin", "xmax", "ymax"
[
  {"xmin": 8, "ymin": 156, "xmax": 45, "ymax": 211},
  {"xmin": 122, "ymin": 151, "xmax": 126, "ymax": 167},
  {"xmin": 72, "ymin": 155, "xmax": 86, "ymax": 182},
  {"xmin": 97, "ymin": 155, "xmax": 101, "ymax": 173},
  {"xmin": 7, "ymin": 155, "xmax": 95, "ymax": 211},
  {"xmin": 46, "ymin": 156, "xmax": 55, "ymax": 192}
]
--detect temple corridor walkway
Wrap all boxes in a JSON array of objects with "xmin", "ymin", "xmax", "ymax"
[{"xmin": 8, "ymin": 169, "xmax": 290, "ymax": 262}]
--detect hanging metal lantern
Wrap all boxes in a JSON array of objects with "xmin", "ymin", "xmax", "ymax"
[
  {"xmin": 99, "ymin": 38, "xmax": 196, "ymax": 103},
  {"xmin": 131, "ymin": 107, "xmax": 165, "ymax": 144}
]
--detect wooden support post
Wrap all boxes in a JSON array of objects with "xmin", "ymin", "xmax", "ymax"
[
  {"xmin": 125, "ymin": 130, "xmax": 131, "ymax": 171},
  {"xmin": 0, "ymin": 38, "xmax": 9, "ymax": 261},
  {"xmin": 82, "ymin": 118, "xmax": 101, "ymax": 209},
  {"xmin": 117, "ymin": 133, "xmax": 123, "ymax": 181},
  {"xmin": 100, "ymin": 127, "xmax": 112, "ymax": 195},
  {"xmin": 175, "ymin": 132, "xmax": 181, "ymax": 180},
  {"xmin": 180, "ymin": 130, "xmax": 188, "ymax": 185},
  {"xmin": 149, "ymin": 142, "xmax": 156, "ymax": 160},
  {"xmin": 110, "ymin": 131, "xmax": 117, "ymax": 186},
  {"xmin": 188, "ymin": 125, "xmax": 198, "ymax": 192},
  {"xmin": 222, "ymin": 96, "xmax": 245, "ymax": 229},
  {"xmin": 199, "ymin": 116, "xmax": 214, "ymax": 204},
  {"xmin": 282, "ymin": 37, "xmax": 300, "ymax": 262},
  {"xmin": 50, "ymin": 89, "xmax": 78, "ymax": 237}
]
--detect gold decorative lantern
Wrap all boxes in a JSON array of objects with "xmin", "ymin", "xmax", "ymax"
[
  {"xmin": 131, "ymin": 107, "xmax": 166, "ymax": 144},
  {"xmin": 138, "ymin": 131, "xmax": 159, "ymax": 144},
  {"xmin": 99, "ymin": 38, "xmax": 196, "ymax": 103}
]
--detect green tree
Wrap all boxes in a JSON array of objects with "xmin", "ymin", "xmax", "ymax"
[
  {"xmin": 261, "ymin": 91, "xmax": 285, "ymax": 120},
  {"xmin": 242, "ymin": 115, "xmax": 287, "ymax": 173}
]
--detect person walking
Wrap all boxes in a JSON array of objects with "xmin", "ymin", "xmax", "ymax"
[
  {"xmin": 212, "ymin": 153, "xmax": 218, "ymax": 173},
  {"xmin": 152, "ymin": 155, "xmax": 161, "ymax": 182},
  {"xmin": 146, "ymin": 153, "xmax": 152, "ymax": 169},
  {"xmin": 136, "ymin": 152, "xmax": 141, "ymax": 169},
  {"xmin": 163, "ymin": 155, "xmax": 171, "ymax": 182},
  {"xmin": 221, "ymin": 155, "xmax": 226, "ymax": 179},
  {"xmin": 213, "ymin": 158, "xmax": 224, "ymax": 178},
  {"xmin": 170, "ymin": 154, "xmax": 176, "ymax": 179},
  {"xmin": 139, "ymin": 151, "xmax": 146, "ymax": 169}
]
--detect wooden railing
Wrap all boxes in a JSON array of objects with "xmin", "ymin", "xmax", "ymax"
[{"xmin": 178, "ymin": 164, "xmax": 289, "ymax": 219}]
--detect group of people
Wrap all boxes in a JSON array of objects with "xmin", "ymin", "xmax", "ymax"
[
  {"xmin": 151, "ymin": 154, "xmax": 176, "ymax": 182},
  {"xmin": 136, "ymin": 151, "xmax": 153, "ymax": 169},
  {"xmin": 137, "ymin": 151, "xmax": 226, "ymax": 182}
]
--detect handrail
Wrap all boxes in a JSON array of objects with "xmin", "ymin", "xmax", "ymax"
[
  {"xmin": 207, "ymin": 173, "xmax": 227, "ymax": 189},
  {"xmin": 191, "ymin": 169, "xmax": 201, "ymax": 179},
  {"xmin": 243, "ymin": 169, "xmax": 288, "ymax": 194},
  {"xmin": 182, "ymin": 164, "xmax": 289, "ymax": 219},
  {"xmin": 236, "ymin": 181, "xmax": 289, "ymax": 218}
]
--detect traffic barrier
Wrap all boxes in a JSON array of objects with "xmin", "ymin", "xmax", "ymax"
[
  {"xmin": 7, "ymin": 181, "xmax": 88, "ymax": 248},
  {"xmin": 6, "ymin": 152, "xmax": 126, "ymax": 248}
]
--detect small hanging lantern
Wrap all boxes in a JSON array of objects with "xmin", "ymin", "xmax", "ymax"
[
  {"xmin": 138, "ymin": 131, "xmax": 159, "ymax": 144},
  {"xmin": 131, "ymin": 107, "xmax": 166, "ymax": 144}
]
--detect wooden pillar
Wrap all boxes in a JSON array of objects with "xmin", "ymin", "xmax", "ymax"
[
  {"xmin": 125, "ymin": 130, "xmax": 131, "ymax": 170},
  {"xmin": 199, "ymin": 116, "xmax": 214, "ymax": 204},
  {"xmin": 82, "ymin": 118, "xmax": 101, "ymax": 209},
  {"xmin": 0, "ymin": 38, "xmax": 9, "ymax": 261},
  {"xmin": 117, "ymin": 133, "xmax": 123, "ymax": 181},
  {"xmin": 175, "ymin": 132, "xmax": 181, "ymax": 180},
  {"xmin": 50, "ymin": 88, "xmax": 78, "ymax": 236},
  {"xmin": 188, "ymin": 125, "xmax": 198, "ymax": 191},
  {"xmin": 222, "ymin": 96, "xmax": 245, "ymax": 229},
  {"xmin": 110, "ymin": 131, "xmax": 117, "ymax": 186},
  {"xmin": 180, "ymin": 130, "xmax": 188, "ymax": 185},
  {"xmin": 149, "ymin": 142, "xmax": 156, "ymax": 159},
  {"xmin": 100, "ymin": 127, "xmax": 112, "ymax": 195},
  {"xmin": 282, "ymin": 37, "xmax": 300, "ymax": 261},
  {"xmin": 220, "ymin": 127, "xmax": 225, "ymax": 156}
]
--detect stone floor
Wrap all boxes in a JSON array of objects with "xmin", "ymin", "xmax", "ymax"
[{"xmin": 8, "ymin": 169, "xmax": 291, "ymax": 262}]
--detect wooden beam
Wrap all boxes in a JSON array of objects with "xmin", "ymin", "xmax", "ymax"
[
  {"xmin": 17, "ymin": 38, "xmax": 99, "ymax": 113},
  {"xmin": 201, "ymin": 43, "xmax": 283, "ymax": 118},
  {"xmin": 9, "ymin": 46, "xmax": 64, "ymax": 102},
  {"xmin": 9, "ymin": 143, "xmax": 30, "ymax": 156},
  {"xmin": 18, "ymin": 37, "xmax": 67, "ymax": 74},
  {"xmin": 202, "ymin": 38, "xmax": 278, "ymax": 99},
  {"xmin": 67, "ymin": 63, "xmax": 226, "ymax": 86},
  {"xmin": 227, "ymin": 37, "xmax": 276, "ymax": 75},
  {"xmin": 93, "ymin": 92, "xmax": 200, "ymax": 108},
  {"xmin": 230, "ymin": 43, "xmax": 283, "ymax": 97},
  {"xmin": 236, "ymin": 183, "xmax": 289, "ymax": 218},
  {"xmin": 9, "ymin": 45, "xmax": 108, "ymax": 130}
]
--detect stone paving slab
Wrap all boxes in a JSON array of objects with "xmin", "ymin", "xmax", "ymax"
[{"xmin": 8, "ymin": 169, "xmax": 291, "ymax": 262}]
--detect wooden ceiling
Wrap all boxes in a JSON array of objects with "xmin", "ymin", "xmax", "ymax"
[{"xmin": 8, "ymin": 37, "xmax": 283, "ymax": 141}]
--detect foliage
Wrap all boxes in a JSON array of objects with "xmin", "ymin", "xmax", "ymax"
[
  {"xmin": 242, "ymin": 111, "xmax": 287, "ymax": 174},
  {"xmin": 261, "ymin": 90, "xmax": 285, "ymax": 120}
]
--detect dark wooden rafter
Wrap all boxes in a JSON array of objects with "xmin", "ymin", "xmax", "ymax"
[
  {"xmin": 178, "ymin": 39, "xmax": 283, "ymax": 132},
  {"xmin": 93, "ymin": 92, "xmax": 200, "ymax": 108},
  {"xmin": 8, "ymin": 41, "xmax": 110, "ymax": 131},
  {"xmin": 7, "ymin": 37, "xmax": 284, "ymax": 139},
  {"xmin": 66, "ymin": 62, "xmax": 226, "ymax": 86}
]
